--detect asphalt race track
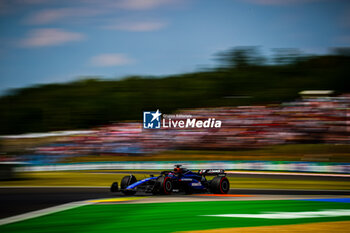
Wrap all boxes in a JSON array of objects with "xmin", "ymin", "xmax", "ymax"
[
  {"xmin": 0, "ymin": 188, "xmax": 113, "ymax": 219},
  {"xmin": 1, "ymin": 187, "xmax": 350, "ymax": 219}
]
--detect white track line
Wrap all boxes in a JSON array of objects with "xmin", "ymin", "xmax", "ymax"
[
  {"xmin": 0, "ymin": 201, "xmax": 92, "ymax": 226},
  {"xmin": 226, "ymin": 171, "xmax": 350, "ymax": 177}
]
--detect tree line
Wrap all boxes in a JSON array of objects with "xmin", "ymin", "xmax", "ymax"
[{"xmin": 0, "ymin": 47, "xmax": 349, "ymax": 134}]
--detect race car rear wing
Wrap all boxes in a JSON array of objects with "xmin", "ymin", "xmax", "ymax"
[{"xmin": 198, "ymin": 169, "xmax": 226, "ymax": 176}]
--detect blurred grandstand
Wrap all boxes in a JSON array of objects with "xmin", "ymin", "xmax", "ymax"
[{"xmin": 1, "ymin": 93, "xmax": 348, "ymax": 164}]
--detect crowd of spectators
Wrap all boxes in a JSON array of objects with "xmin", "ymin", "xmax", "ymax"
[{"xmin": 35, "ymin": 94, "xmax": 350, "ymax": 156}]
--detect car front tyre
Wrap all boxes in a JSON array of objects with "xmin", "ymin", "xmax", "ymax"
[
  {"xmin": 154, "ymin": 176, "xmax": 172, "ymax": 195},
  {"xmin": 121, "ymin": 175, "xmax": 137, "ymax": 195}
]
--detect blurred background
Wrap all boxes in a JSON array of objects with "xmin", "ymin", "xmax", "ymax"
[
  {"xmin": 0, "ymin": 0, "xmax": 349, "ymax": 185},
  {"xmin": 1, "ymin": 2, "xmax": 350, "ymax": 233}
]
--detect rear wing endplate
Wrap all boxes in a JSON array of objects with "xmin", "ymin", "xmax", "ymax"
[{"xmin": 199, "ymin": 169, "xmax": 225, "ymax": 175}]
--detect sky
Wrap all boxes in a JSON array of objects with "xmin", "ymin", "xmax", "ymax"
[{"xmin": 0, "ymin": 0, "xmax": 349, "ymax": 95}]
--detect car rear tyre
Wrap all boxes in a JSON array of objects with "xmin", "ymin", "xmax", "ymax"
[
  {"xmin": 210, "ymin": 176, "xmax": 229, "ymax": 194},
  {"xmin": 121, "ymin": 175, "xmax": 137, "ymax": 195}
]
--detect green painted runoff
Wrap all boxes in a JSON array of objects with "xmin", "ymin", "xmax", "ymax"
[{"xmin": 1, "ymin": 200, "xmax": 350, "ymax": 233}]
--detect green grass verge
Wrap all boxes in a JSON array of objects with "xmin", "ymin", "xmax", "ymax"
[{"xmin": 1, "ymin": 200, "xmax": 350, "ymax": 233}]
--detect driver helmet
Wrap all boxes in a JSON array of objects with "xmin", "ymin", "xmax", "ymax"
[{"xmin": 174, "ymin": 167, "xmax": 182, "ymax": 173}]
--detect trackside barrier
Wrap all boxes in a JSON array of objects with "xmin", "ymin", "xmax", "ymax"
[{"xmin": 16, "ymin": 161, "xmax": 350, "ymax": 174}]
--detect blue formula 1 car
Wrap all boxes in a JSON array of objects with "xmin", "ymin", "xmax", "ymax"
[{"xmin": 110, "ymin": 165, "xmax": 230, "ymax": 195}]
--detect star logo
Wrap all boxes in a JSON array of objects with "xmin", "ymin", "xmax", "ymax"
[
  {"xmin": 150, "ymin": 109, "xmax": 161, "ymax": 122},
  {"xmin": 143, "ymin": 110, "xmax": 162, "ymax": 129}
]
